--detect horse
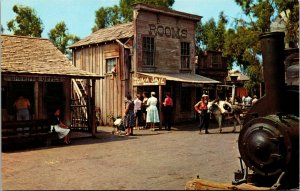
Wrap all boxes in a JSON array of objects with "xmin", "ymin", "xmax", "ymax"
[{"xmin": 208, "ymin": 100, "xmax": 243, "ymax": 133}]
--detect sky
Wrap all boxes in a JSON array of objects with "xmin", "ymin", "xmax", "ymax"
[{"xmin": 1, "ymin": 0, "xmax": 247, "ymax": 39}]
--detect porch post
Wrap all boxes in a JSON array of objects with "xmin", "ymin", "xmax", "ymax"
[
  {"xmin": 64, "ymin": 79, "xmax": 71, "ymax": 126},
  {"xmin": 34, "ymin": 81, "xmax": 39, "ymax": 120},
  {"xmin": 86, "ymin": 79, "xmax": 92, "ymax": 133},
  {"xmin": 92, "ymin": 79, "xmax": 96, "ymax": 136},
  {"xmin": 159, "ymin": 85, "xmax": 163, "ymax": 129}
]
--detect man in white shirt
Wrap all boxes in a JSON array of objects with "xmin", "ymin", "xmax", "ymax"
[{"xmin": 134, "ymin": 94, "xmax": 142, "ymax": 129}]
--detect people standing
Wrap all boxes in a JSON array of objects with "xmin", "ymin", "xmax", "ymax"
[
  {"xmin": 124, "ymin": 94, "xmax": 135, "ymax": 136},
  {"xmin": 134, "ymin": 94, "xmax": 142, "ymax": 129},
  {"xmin": 244, "ymin": 95, "xmax": 252, "ymax": 107},
  {"xmin": 163, "ymin": 92, "xmax": 173, "ymax": 131},
  {"xmin": 252, "ymin": 95, "xmax": 258, "ymax": 105},
  {"xmin": 194, "ymin": 94, "xmax": 210, "ymax": 134},
  {"xmin": 141, "ymin": 92, "xmax": 149, "ymax": 129},
  {"xmin": 49, "ymin": 108, "xmax": 71, "ymax": 144},
  {"xmin": 146, "ymin": 92, "xmax": 160, "ymax": 130},
  {"xmin": 13, "ymin": 95, "xmax": 31, "ymax": 120}
]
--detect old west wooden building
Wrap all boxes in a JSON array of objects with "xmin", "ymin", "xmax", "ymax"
[
  {"xmin": 70, "ymin": 3, "xmax": 219, "ymax": 125},
  {"xmin": 1, "ymin": 35, "xmax": 103, "ymax": 137}
]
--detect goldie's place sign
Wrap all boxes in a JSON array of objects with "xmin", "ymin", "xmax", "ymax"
[{"xmin": 133, "ymin": 76, "xmax": 166, "ymax": 86}]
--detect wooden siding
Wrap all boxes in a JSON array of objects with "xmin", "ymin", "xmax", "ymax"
[
  {"xmin": 135, "ymin": 11, "xmax": 197, "ymax": 74},
  {"xmin": 73, "ymin": 43, "xmax": 125, "ymax": 125}
]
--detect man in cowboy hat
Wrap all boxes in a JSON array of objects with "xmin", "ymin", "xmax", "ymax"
[{"xmin": 194, "ymin": 94, "xmax": 210, "ymax": 134}]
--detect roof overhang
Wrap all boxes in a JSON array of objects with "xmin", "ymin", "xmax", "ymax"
[{"xmin": 1, "ymin": 72, "xmax": 104, "ymax": 80}]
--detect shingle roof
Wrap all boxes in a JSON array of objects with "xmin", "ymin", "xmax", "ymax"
[
  {"xmin": 226, "ymin": 70, "xmax": 250, "ymax": 81},
  {"xmin": 69, "ymin": 22, "xmax": 133, "ymax": 48},
  {"xmin": 1, "ymin": 35, "xmax": 103, "ymax": 79},
  {"xmin": 134, "ymin": 3, "xmax": 202, "ymax": 21}
]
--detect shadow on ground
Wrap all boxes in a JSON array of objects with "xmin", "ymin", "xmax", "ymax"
[{"xmin": 2, "ymin": 120, "xmax": 241, "ymax": 153}]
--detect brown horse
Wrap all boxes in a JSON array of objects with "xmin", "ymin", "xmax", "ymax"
[{"xmin": 208, "ymin": 100, "xmax": 243, "ymax": 133}]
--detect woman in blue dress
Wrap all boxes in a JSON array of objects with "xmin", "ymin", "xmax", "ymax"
[{"xmin": 146, "ymin": 92, "xmax": 160, "ymax": 130}]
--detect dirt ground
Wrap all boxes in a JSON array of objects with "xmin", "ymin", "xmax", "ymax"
[{"xmin": 2, "ymin": 122, "xmax": 241, "ymax": 190}]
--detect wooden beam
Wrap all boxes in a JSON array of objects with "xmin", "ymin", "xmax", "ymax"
[
  {"xmin": 92, "ymin": 79, "xmax": 96, "ymax": 136},
  {"xmin": 159, "ymin": 85, "xmax": 162, "ymax": 129},
  {"xmin": 34, "ymin": 81, "xmax": 39, "ymax": 120},
  {"xmin": 185, "ymin": 179, "xmax": 270, "ymax": 190}
]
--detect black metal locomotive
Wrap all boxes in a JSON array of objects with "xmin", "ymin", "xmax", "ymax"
[{"xmin": 233, "ymin": 32, "xmax": 299, "ymax": 190}]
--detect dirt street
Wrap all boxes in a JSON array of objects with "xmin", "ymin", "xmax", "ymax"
[{"xmin": 2, "ymin": 122, "xmax": 241, "ymax": 190}]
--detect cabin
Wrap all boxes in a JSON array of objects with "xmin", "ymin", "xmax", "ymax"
[
  {"xmin": 1, "ymin": 35, "xmax": 104, "ymax": 146},
  {"xmin": 70, "ymin": 3, "xmax": 220, "ymax": 126}
]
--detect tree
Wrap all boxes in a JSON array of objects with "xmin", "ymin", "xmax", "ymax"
[
  {"xmin": 7, "ymin": 4, "xmax": 43, "ymax": 37},
  {"xmin": 235, "ymin": 0, "xmax": 299, "ymax": 46},
  {"xmin": 195, "ymin": 12, "xmax": 227, "ymax": 55},
  {"xmin": 48, "ymin": 21, "xmax": 80, "ymax": 56},
  {"xmin": 92, "ymin": 0, "xmax": 175, "ymax": 31},
  {"xmin": 0, "ymin": 25, "xmax": 4, "ymax": 33},
  {"xmin": 92, "ymin": 5, "xmax": 122, "ymax": 32},
  {"xmin": 230, "ymin": 0, "xmax": 299, "ymax": 94}
]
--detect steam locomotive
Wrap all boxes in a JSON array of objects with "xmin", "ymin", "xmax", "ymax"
[{"xmin": 233, "ymin": 32, "xmax": 299, "ymax": 189}]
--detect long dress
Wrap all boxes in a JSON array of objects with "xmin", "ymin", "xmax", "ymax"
[
  {"xmin": 49, "ymin": 115, "xmax": 70, "ymax": 139},
  {"xmin": 124, "ymin": 100, "xmax": 135, "ymax": 128},
  {"xmin": 146, "ymin": 96, "xmax": 160, "ymax": 123}
]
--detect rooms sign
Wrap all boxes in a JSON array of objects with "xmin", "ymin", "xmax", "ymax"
[{"xmin": 148, "ymin": 24, "xmax": 187, "ymax": 39}]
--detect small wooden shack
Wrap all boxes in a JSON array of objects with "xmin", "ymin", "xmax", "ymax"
[
  {"xmin": 70, "ymin": 3, "xmax": 220, "ymax": 125},
  {"xmin": 1, "ymin": 35, "xmax": 104, "ymax": 138}
]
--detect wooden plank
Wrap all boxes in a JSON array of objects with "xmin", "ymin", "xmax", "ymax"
[{"xmin": 185, "ymin": 179, "xmax": 270, "ymax": 190}]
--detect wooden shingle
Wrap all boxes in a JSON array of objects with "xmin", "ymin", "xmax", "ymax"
[
  {"xmin": 69, "ymin": 22, "xmax": 133, "ymax": 48},
  {"xmin": 1, "ymin": 35, "xmax": 103, "ymax": 79}
]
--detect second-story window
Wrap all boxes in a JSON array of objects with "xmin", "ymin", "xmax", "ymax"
[
  {"xmin": 142, "ymin": 37, "xmax": 155, "ymax": 66},
  {"xmin": 211, "ymin": 54, "xmax": 222, "ymax": 68},
  {"xmin": 106, "ymin": 58, "xmax": 117, "ymax": 73},
  {"xmin": 181, "ymin": 42, "xmax": 190, "ymax": 69}
]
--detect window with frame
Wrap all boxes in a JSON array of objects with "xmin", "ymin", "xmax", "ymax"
[
  {"xmin": 211, "ymin": 54, "xmax": 222, "ymax": 68},
  {"xmin": 106, "ymin": 58, "xmax": 117, "ymax": 73},
  {"xmin": 180, "ymin": 87, "xmax": 191, "ymax": 112},
  {"xmin": 181, "ymin": 42, "xmax": 190, "ymax": 69},
  {"xmin": 142, "ymin": 37, "xmax": 155, "ymax": 66}
]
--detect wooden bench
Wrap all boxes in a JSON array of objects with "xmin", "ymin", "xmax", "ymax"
[{"xmin": 2, "ymin": 120, "xmax": 58, "ymax": 149}]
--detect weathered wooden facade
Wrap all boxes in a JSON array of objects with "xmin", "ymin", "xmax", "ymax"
[
  {"xmin": 1, "ymin": 35, "xmax": 103, "ymax": 137},
  {"xmin": 70, "ymin": 4, "xmax": 220, "ymax": 125},
  {"xmin": 196, "ymin": 50, "xmax": 228, "ymax": 98}
]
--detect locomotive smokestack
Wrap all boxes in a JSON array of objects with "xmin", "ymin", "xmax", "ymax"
[{"xmin": 259, "ymin": 32, "xmax": 285, "ymax": 113}]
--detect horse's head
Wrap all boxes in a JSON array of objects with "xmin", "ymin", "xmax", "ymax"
[
  {"xmin": 208, "ymin": 101, "xmax": 221, "ymax": 114},
  {"xmin": 223, "ymin": 102, "xmax": 232, "ymax": 112}
]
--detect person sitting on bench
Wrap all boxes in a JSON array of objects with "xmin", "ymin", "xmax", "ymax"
[{"xmin": 49, "ymin": 108, "xmax": 71, "ymax": 144}]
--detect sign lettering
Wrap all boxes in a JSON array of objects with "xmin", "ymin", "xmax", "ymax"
[
  {"xmin": 148, "ymin": 24, "xmax": 187, "ymax": 39},
  {"xmin": 133, "ymin": 76, "xmax": 166, "ymax": 86},
  {"xmin": 3, "ymin": 76, "xmax": 66, "ymax": 82}
]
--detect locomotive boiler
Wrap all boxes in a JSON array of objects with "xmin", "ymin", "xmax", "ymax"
[{"xmin": 233, "ymin": 32, "xmax": 299, "ymax": 189}]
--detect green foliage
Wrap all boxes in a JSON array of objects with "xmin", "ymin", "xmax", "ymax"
[
  {"xmin": 196, "ymin": 12, "xmax": 227, "ymax": 52},
  {"xmin": 235, "ymin": 0, "xmax": 299, "ymax": 44},
  {"xmin": 7, "ymin": 4, "xmax": 44, "ymax": 37},
  {"xmin": 92, "ymin": 0, "xmax": 174, "ymax": 31},
  {"xmin": 230, "ymin": 0, "xmax": 299, "ymax": 92},
  {"xmin": 92, "ymin": 5, "xmax": 122, "ymax": 32},
  {"xmin": 48, "ymin": 21, "xmax": 80, "ymax": 56}
]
